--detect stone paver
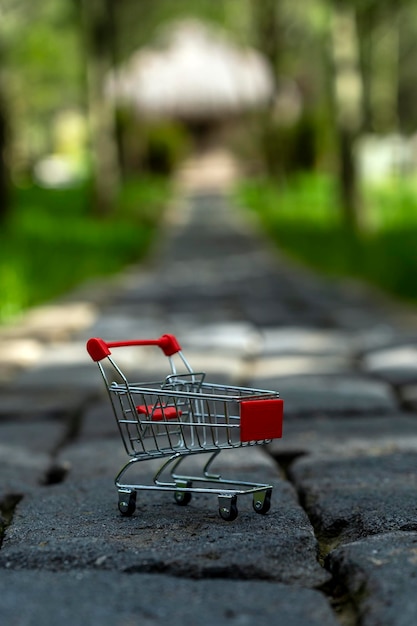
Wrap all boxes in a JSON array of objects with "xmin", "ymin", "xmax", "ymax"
[
  {"xmin": 288, "ymin": 451, "xmax": 417, "ymax": 546},
  {"xmin": 269, "ymin": 413, "xmax": 417, "ymax": 459},
  {"xmin": 251, "ymin": 374, "xmax": 398, "ymax": 416},
  {"xmin": 361, "ymin": 344, "xmax": 417, "ymax": 386},
  {"xmin": 0, "ymin": 435, "xmax": 328, "ymax": 586},
  {"xmin": 327, "ymin": 532, "xmax": 417, "ymax": 626},
  {"xmin": 2, "ymin": 153, "xmax": 417, "ymax": 624},
  {"xmin": 0, "ymin": 571, "xmax": 339, "ymax": 626},
  {"xmin": 0, "ymin": 475, "xmax": 327, "ymax": 586}
]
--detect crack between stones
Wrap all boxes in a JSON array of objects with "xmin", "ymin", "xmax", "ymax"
[
  {"xmin": 0, "ymin": 555, "xmax": 278, "ymax": 582},
  {"xmin": 39, "ymin": 396, "xmax": 96, "ymax": 487},
  {"xmin": 0, "ymin": 384, "xmax": 363, "ymax": 621},
  {"xmin": 121, "ymin": 561, "xmax": 276, "ymax": 581},
  {"xmin": 0, "ymin": 406, "xmax": 80, "ymax": 551},
  {"xmin": 53, "ymin": 399, "xmax": 93, "ymax": 454},
  {"xmin": 0, "ymin": 493, "xmax": 23, "ymax": 551},
  {"xmin": 271, "ymin": 452, "xmax": 360, "ymax": 626}
]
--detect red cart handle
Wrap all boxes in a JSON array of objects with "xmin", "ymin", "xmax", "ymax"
[{"xmin": 86, "ymin": 334, "xmax": 182, "ymax": 362}]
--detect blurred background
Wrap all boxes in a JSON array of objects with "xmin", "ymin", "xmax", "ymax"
[{"xmin": 1, "ymin": 0, "xmax": 417, "ymax": 324}]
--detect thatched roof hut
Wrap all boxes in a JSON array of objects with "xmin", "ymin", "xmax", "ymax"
[{"xmin": 107, "ymin": 20, "xmax": 275, "ymax": 122}]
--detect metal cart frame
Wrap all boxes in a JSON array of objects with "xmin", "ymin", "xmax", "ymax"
[{"xmin": 87, "ymin": 334, "xmax": 283, "ymax": 521}]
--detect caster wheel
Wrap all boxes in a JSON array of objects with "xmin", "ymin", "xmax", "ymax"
[
  {"xmin": 174, "ymin": 490, "xmax": 192, "ymax": 506},
  {"xmin": 174, "ymin": 480, "xmax": 192, "ymax": 506},
  {"xmin": 253, "ymin": 489, "xmax": 272, "ymax": 515},
  {"xmin": 118, "ymin": 490, "xmax": 136, "ymax": 516},
  {"xmin": 218, "ymin": 495, "xmax": 238, "ymax": 521}
]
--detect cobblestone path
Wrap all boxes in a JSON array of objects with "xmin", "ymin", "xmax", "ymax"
[{"xmin": 2, "ymin": 154, "xmax": 417, "ymax": 625}]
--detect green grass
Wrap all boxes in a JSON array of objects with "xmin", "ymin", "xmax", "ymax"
[
  {"xmin": 235, "ymin": 173, "xmax": 417, "ymax": 304},
  {"xmin": 0, "ymin": 176, "xmax": 170, "ymax": 323}
]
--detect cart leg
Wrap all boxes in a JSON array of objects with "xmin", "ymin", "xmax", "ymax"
[
  {"xmin": 218, "ymin": 495, "xmax": 238, "ymax": 521},
  {"xmin": 252, "ymin": 488, "xmax": 272, "ymax": 515},
  {"xmin": 203, "ymin": 450, "xmax": 221, "ymax": 479},
  {"xmin": 118, "ymin": 489, "xmax": 137, "ymax": 516},
  {"xmin": 174, "ymin": 479, "xmax": 192, "ymax": 506}
]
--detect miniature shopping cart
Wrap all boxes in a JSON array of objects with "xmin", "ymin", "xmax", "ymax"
[{"xmin": 86, "ymin": 334, "xmax": 283, "ymax": 521}]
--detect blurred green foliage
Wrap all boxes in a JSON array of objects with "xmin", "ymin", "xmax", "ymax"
[
  {"xmin": 236, "ymin": 174, "xmax": 417, "ymax": 304},
  {"xmin": 117, "ymin": 111, "xmax": 191, "ymax": 176},
  {"xmin": 141, "ymin": 122, "xmax": 191, "ymax": 175},
  {"xmin": 258, "ymin": 113, "xmax": 324, "ymax": 180},
  {"xmin": 0, "ymin": 176, "xmax": 170, "ymax": 323},
  {"xmin": 3, "ymin": 0, "xmax": 417, "ymax": 316}
]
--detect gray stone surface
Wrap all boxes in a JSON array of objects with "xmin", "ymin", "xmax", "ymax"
[
  {"xmin": 0, "ymin": 387, "xmax": 90, "ymax": 420},
  {"xmin": 0, "ymin": 570, "xmax": 339, "ymax": 626},
  {"xmin": 250, "ymin": 374, "xmax": 398, "ymax": 416},
  {"xmin": 251, "ymin": 355, "xmax": 353, "ymax": 379},
  {"xmin": 327, "ymin": 532, "xmax": 417, "ymax": 626},
  {"xmin": 258, "ymin": 327, "xmax": 354, "ymax": 356},
  {"xmin": 1, "ymin": 446, "xmax": 328, "ymax": 587},
  {"xmin": 400, "ymin": 383, "xmax": 417, "ymax": 410},
  {"xmin": 288, "ymin": 452, "xmax": 417, "ymax": 545},
  {"xmin": 3, "ymin": 169, "xmax": 417, "ymax": 625},
  {"xmin": 361, "ymin": 344, "xmax": 417, "ymax": 386},
  {"xmin": 0, "ymin": 420, "xmax": 64, "ymax": 495},
  {"xmin": 269, "ymin": 414, "xmax": 417, "ymax": 459}
]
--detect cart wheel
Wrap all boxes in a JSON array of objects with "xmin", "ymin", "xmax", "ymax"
[
  {"xmin": 174, "ymin": 491, "xmax": 192, "ymax": 506},
  {"xmin": 218, "ymin": 495, "xmax": 238, "ymax": 522},
  {"xmin": 118, "ymin": 490, "xmax": 136, "ymax": 516},
  {"xmin": 253, "ymin": 489, "xmax": 272, "ymax": 515},
  {"xmin": 174, "ymin": 480, "xmax": 192, "ymax": 506}
]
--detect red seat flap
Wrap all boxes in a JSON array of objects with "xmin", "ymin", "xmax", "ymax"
[{"xmin": 136, "ymin": 404, "xmax": 181, "ymax": 421}]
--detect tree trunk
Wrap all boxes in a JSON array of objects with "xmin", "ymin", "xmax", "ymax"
[
  {"xmin": 339, "ymin": 127, "xmax": 359, "ymax": 231},
  {"xmin": 330, "ymin": 4, "xmax": 363, "ymax": 232},
  {"xmin": 250, "ymin": 0, "xmax": 285, "ymax": 180},
  {"xmin": 0, "ymin": 85, "xmax": 10, "ymax": 224},
  {"xmin": 79, "ymin": 0, "xmax": 120, "ymax": 216},
  {"xmin": 251, "ymin": 0, "xmax": 282, "ymax": 76},
  {"xmin": 356, "ymin": 5, "xmax": 399, "ymax": 134}
]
